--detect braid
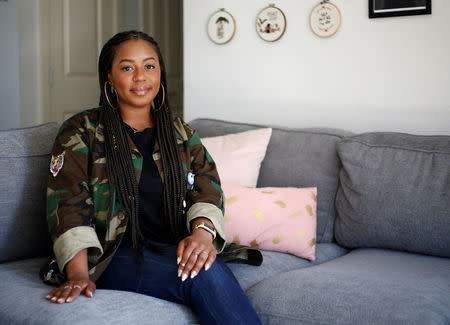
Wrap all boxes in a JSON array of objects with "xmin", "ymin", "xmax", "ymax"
[
  {"xmin": 103, "ymin": 107, "xmax": 142, "ymax": 254},
  {"xmin": 155, "ymin": 103, "xmax": 187, "ymax": 241}
]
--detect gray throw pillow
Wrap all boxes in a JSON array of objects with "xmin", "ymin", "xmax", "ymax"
[{"xmin": 335, "ymin": 132, "xmax": 450, "ymax": 258}]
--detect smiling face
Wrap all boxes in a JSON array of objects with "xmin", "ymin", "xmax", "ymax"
[{"xmin": 108, "ymin": 39, "xmax": 161, "ymax": 112}]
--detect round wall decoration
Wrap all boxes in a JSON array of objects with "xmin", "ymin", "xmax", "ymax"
[
  {"xmin": 256, "ymin": 4, "xmax": 287, "ymax": 42},
  {"xmin": 207, "ymin": 8, "xmax": 236, "ymax": 45},
  {"xmin": 310, "ymin": 1, "xmax": 342, "ymax": 38}
]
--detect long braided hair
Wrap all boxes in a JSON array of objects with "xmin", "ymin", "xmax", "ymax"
[{"xmin": 98, "ymin": 31, "xmax": 187, "ymax": 254}]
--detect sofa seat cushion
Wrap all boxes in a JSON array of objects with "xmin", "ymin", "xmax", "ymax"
[
  {"xmin": 247, "ymin": 248, "xmax": 450, "ymax": 325},
  {"xmin": 228, "ymin": 243, "xmax": 348, "ymax": 291},
  {"xmin": 0, "ymin": 244, "xmax": 348, "ymax": 324},
  {"xmin": 0, "ymin": 258, "xmax": 198, "ymax": 325}
]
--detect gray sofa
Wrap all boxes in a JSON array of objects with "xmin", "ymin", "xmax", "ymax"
[{"xmin": 0, "ymin": 118, "xmax": 449, "ymax": 324}]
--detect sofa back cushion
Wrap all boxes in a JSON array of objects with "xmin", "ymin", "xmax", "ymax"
[
  {"xmin": 188, "ymin": 119, "xmax": 352, "ymax": 243},
  {"xmin": 335, "ymin": 132, "xmax": 450, "ymax": 257},
  {"xmin": 0, "ymin": 123, "xmax": 59, "ymax": 263}
]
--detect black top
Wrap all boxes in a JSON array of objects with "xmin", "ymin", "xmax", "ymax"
[{"xmin": 123, "ymin": 123, "xmax": 174, "ymax": 244}]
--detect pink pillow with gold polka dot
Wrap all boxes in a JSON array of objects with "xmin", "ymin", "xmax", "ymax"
[{"xmin": 223, "ymin": 184, "xmax": 317, "ymax": 261}]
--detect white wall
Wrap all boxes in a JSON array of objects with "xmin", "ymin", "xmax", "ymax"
[
  {"xmin": 0, "ymin": 0, "xmax": 21, "ymax": 130},
  {"xmin": 184, "ymin": 0, "xmax": 450, "ymax": 135}
]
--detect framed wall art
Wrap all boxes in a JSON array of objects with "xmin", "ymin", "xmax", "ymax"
[
  {"xmin": 207, "ymin": 8, "xmax": 236, "ymax": 45},
  {"xmin": 369, "ymin": 0, "xmax": 431, "ymax": 18},
  {"xmin": 256, "ymin": 4, "xmax": 287, "ymax": 42},
  {"xmin": 310, "ymin": 1, "xmax": 342, "ymax": 38}
]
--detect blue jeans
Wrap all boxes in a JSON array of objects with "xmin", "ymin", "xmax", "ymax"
[{"xmin": 96, "ymin": 238, "xmax": 262, "ymax": 325}]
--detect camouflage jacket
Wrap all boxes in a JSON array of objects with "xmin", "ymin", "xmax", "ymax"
[{"xmin": 43, "ymin": 107, "xmax": 261, "ymax": 285}]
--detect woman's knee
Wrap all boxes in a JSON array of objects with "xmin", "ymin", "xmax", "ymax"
[{"xmin": 193, "ymin": 258, "xmax": 239, "ymax": 289}]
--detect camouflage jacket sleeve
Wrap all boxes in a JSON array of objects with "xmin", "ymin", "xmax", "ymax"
[
  {"xmin": 47, "ymin": 115, "xmax": 103, "ymax": 273},
  {"xmin": 174, "ymin": 119, "xmax": 226, "ymax": 253}
]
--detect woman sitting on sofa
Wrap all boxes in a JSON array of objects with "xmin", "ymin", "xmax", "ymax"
[{"xmin": 43, "ymin": 30, "xmax": 261, "ymax": 324}]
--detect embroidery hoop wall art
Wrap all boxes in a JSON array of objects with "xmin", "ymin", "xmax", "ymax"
[
  {"xmin": 310, "ymin": 0, "xmax": 342, "ymax": 38},
  {"xmin": 207, "ymin": 8, "xmax": 236, "ymax": 45},
  {"xmin": 256, "ymin": 4, "xmax": 286, "ymax": 42}
]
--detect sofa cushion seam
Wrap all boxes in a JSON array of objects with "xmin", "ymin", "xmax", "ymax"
[
  {"xmin": 0, "ymin": 154, "xmax": 51, "ymax": 159},
  {"xmin": 257, "ymin": 311, "xmax": 335, "ymax": 324},
  {"xmin": 339, "ymin": 139, "xmax": 450, "ymax": 155}
]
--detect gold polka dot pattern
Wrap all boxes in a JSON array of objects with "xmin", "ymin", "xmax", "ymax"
[
  {"xmin": 272, "ymin": 234, "xmax": 282, "ymax": 244},
  {"xmin": 250, "ymin": 208, "xmax": 265, "ymax": 224},
  {"xmin": 289, "ymin": 211, "xmax": 302, "ymax": 219},
  {"xmin": 274, "ymin": 200, "xmax": 286, "ymax": 208},
  {"xmin": 226, "ymin": 196, "xmax": 238, "ymax": 205},
  {"xmin": 298, "ymin": 230, "xmax": 307, "ymax": 238}
]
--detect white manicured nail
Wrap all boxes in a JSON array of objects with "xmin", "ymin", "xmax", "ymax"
[
  {"xmin": 182, "ymin": 273, "xmax": 188, "ymax": 282},
  {"xmin": 46, "ymin": 295, "xmax": 50, "ymax": 299},
  {"xmin": 191, "ymin": 271, "xmax": 197, "ymax": 279},
  {"xmin": 178, "ymin": 270, "xmax": 182, "ymax": 277},
  {"xmin": 57, "ymin": 298, "xmax": 64, "ymax": 302},
  {"xmin": 177, "ymin": 256, "xmax": 181, "ymax": 265},
  {"xmin": 205, "ymin": 263, "xmax": 210, "ymax": 271},
  {"xmin": 51, "ymin": 297, "xmax": 57, "ymax": 301}
]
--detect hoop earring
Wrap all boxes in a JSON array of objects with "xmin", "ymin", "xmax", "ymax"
[
  {"xmin": 153, "ymin": 83, "xmax": 166, "ymax": 111},
  {"xmin": 104, "ymin": 81, "xmax": 118, "ymax": 109}
]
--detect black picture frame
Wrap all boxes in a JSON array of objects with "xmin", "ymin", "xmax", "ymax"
[{"xmin": 369, "ymin": 0, "xmax": 431, "ymax": 18}]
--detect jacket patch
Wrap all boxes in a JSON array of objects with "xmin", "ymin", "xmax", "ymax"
[{"xmin": 50, "ymin": 151, "xmax": 66, "ymax": 177}]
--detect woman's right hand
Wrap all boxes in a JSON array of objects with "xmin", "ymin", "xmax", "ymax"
[
  {"xmin": 46, "ymin": 248, "xmax": 95, "ymax": 304},
  {"xmin": 46, "ymin": 274, "xmax": 96, "ymax": 304}
]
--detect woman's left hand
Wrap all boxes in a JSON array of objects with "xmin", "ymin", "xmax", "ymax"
[{"xmin": 176, "ymin": 227, "xmax": 216, "ymax": 281}]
